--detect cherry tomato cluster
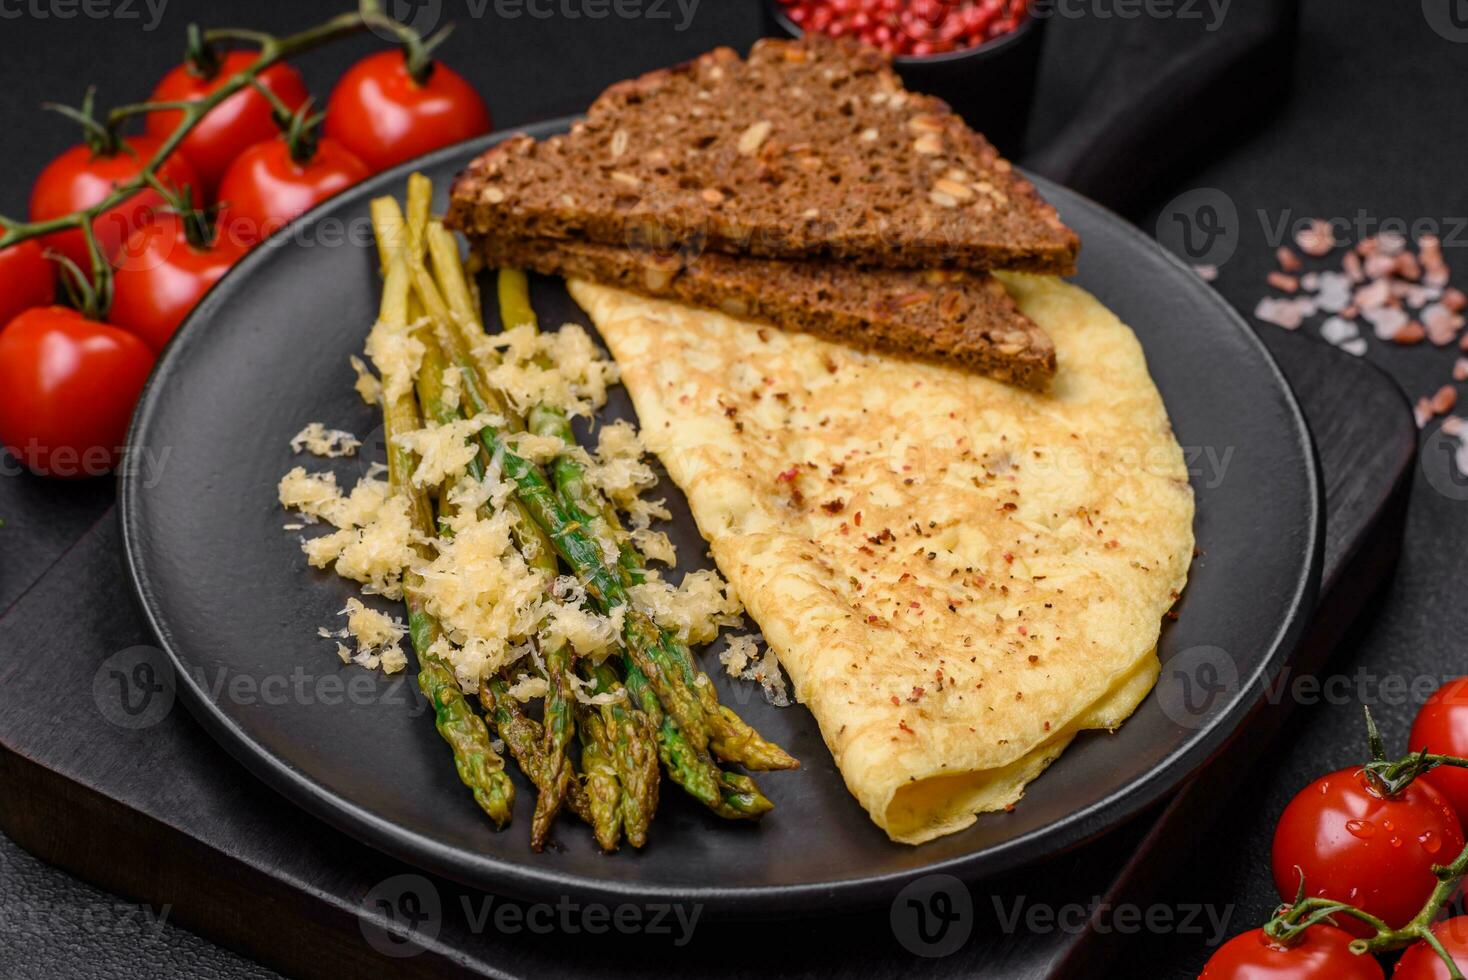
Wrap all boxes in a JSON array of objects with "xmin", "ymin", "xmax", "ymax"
[
  {"xmin": 0, "ymin": 39, "xmax": 492, "ymax": 479},
  {"xmin": 777, "ymin": 0, "xmax": 1029, "ymax": 58},
  {"xmin": 1200, "ymin": 682, "xmax": 1468, "ymax": 978}
]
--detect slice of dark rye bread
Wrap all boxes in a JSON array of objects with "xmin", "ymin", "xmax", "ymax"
[
  {"xmin": 446, "ymin": 35, "xmax": 1078, "ymax": 276},
  {"xmin": 475, "ymin": 236, "xmax": 1057, "ymax": 390}
]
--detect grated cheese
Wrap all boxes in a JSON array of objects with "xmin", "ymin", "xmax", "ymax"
[
  {"xmin": 350, "ymin": 355, "xmax": 382, "ymax": 406},
  {"xmin": 628, "ymin": 569, "xmax": 743, "ymax": 645},
  {"xmin": 505, "ymin": 673, "xmax": 549, "ymax": 702},
  {"xmin": 539, "ymin": 576, "xmax": 625, "ymax": 661},
  {"xmin": 392, "ymin": 412, "xmax": 502, "ymax": 489},
  {"xmin": 365, "ymin": 316, "xmax": 427, "ymax": 402},
  {"xmin": 330, "ymin": 598, "xmax": 409, "ymax": 674},
  {"xmin": 290, "ymin": 422, "xmax": 361, "ymax": 458},
  {"xmin": 503, "ymin": 430, "xmax": 568, "ymax": 465},
  {"xmin": 630, "ymin": 527, "xmax": 677, "ymax": 566},
  {"xmin": 482, "ymin": 323, "xmax": 619, "ymax": 418},
  {"xmin": 586, "ymin": 420, "xmax": 658, "ymax": 510},
  {"xmin": 567, "ymin": 670, "xmax": 628, "ymax": 707},
  {"xmin": 720, "ymin": 633, "xmax": 791, "ymax": 708}
]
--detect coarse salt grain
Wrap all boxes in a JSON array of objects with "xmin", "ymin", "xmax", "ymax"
[
  {"xmin": 1319, "ymin": 316, "xmax": 1359, "ymax": 346},
  {"xmin": 1393, "ymin": 322, "xmax": 1426, "ymax": 345},
  {"xmin": 1296, "ymin": 219, "xmax": 1336, "ymax": 257},
  {"xmin": 1363, "ymin": 306, "xmax": 1408, "ymax": 341},
  {"xmin": 1255, "ymin": 297, "xmax": 1306, "ymax": 330},
  {"xmin": 1267, "ymin": 272, "xmax": 1299, "ymax": 294}
]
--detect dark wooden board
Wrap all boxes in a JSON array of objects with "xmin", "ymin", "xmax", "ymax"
[{"xmin": 0, "ymin": 327, "xmax": 1413, "ymax": 979}]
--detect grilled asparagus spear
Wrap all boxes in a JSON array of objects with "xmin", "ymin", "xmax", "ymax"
[
  {"xmin": 369, "ymin": 246, "xmax": 514, "ymax": 829},
  {"xmin": 496, "ymin": 267, "xmax": 797, "ymax": 773}
]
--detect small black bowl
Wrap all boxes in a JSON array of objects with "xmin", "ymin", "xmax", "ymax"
[{"xmin": 761, "ymin": 1, "xmax": 1046, "ymax": 156}]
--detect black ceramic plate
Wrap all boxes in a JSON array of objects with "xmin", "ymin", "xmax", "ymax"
[{"xmin": 120, "ymin": 121, "xmax": 1321, "ymax": 917}]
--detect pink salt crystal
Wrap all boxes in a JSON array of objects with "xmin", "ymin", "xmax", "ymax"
[
  {"xmin": 1444, "ymin": 415, "xmax": 1466, "ymax": 436},
  {"xmin": 1340, "ymin": 337, "xmax": 1368, "ymax": 357},
  {"xmin": 1455, "ymin": 359, "xmax": 1468, "ymax": 382},
  {"xmin": 1354, "ymin": 279, "xmax": 1393, "ymax": 310},
  {"xmin": 1276, "ymin": 246, "xmax": 1302, "ymax": 273},
  {"xmin": 1393, "ymin": 321, "xmax": 1426, "ymax": 345},
  {"xmin": 1296, "ymin": 219, "xmax": 1336, "ymax": 257},
  {"xmin": 1443, "ymin": 288, "xmax": 1467, "ymax": 312},
  {"xmin": 1320, "ymin": 316, "xmax": 1359, "ymax": 346},
  {"xmin": 1377, "ymin": 231, "xmax": 1407, "ymax": 256},
  {"xmin": 1432, "ymin": 385, "xmax": 1458, "ymax": 415},
  {"xmin": 1268, "ymin": 272, "xmax": 1300, "ymax": 293},
  {"xmin": 1193, "ymin": 264, "xmax": 1218, "ymax": 282},
  {"xmin": 1364, "ymin": 253, "xmax": 1399, "ymax": 279},
  {"xmin": 1396, "ymin": 252, "xmax": 1423, "ymax": 281},
  {"xmin": 1423, "ymin": 302, "xmax": 1465, "ymax": 333},
  {"xmin": 1315, "ymin": 272, "xmax": 1352, "ymax": 313},
  {"xmin": 1358, "ymin": 237, "xmax": 1380, "ymax": 258},
  {"xmin": 1416, "ymin": 398, "xmax": 1434, "ymax": 427},
  {"xmin": 1364, "ymin": 305, "xmax": 1409, "ymax": 340},
  {"xmin": 1343, "ymin": 251, "xmax": 1365, "ymax": 283},
  {"xmin": 1255, "ymin": 297, "xmax": 1304, "ymax": 330}
]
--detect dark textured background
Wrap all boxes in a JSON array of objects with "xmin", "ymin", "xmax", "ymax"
[{"xmin": 1, "ymin": 1, "xmax": 1466, "ymax": 977}]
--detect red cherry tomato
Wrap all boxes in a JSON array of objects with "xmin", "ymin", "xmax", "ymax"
[
  {"xmin": 0, "ymin": 307, "xmax": 155, "ymax": 477},
  {"xmin": 1394, "ymin": 916, "xmax": 1468, "ymax": 978},
  {"xmin": 29, "ymin": 135, "xmax": 201, "ymax": 271},
  {"xmin": 324, "ymin": 51, "xmax": 491, "ymax": 173},
  {"xmin": 1271, "ymin": 767, "xmax": 1465, "ymax": 936},
  {"xmin": 145, "ymin": 51, "xmax": 310, "ymax": 195},
  {"xmin": 1199, "ymin": 924, "xmax": 1383, "ymax": 979},
  {"xmin": 1411, "ymin": 678, "xmax": 1468, "ymax": 825},
  {"xmin": 215, "ymin": 136, "xmax": 369, "ymax": 248},
  {"xmin": 0, "ymin": 240, "xmax": 56, "ymax": 328},
  {"xmin": 110, "ymin": 211, "xmax": 246, "ymax": 352}
]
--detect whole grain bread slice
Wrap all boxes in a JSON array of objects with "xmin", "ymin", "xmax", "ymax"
[
  {"xmin": 475, "ymin": 236, "xmax": 1056, "ymax": 390},
  {"xmin": 447, "ymin": 35, "xmax": 1078, "ymax": 276}
]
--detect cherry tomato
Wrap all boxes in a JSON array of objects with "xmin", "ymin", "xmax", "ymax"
[
  {"xmin": 29, "ymin": 135, "xmax": 201, "ymax": 271},
  {"xmin": 145, "ymin": 51, "xmax": 310, "ymax": 195},
  {"xmin": 1271, "ymin": 767, "xmax": 1464, "ymax": 936},
  {"xmin": 110, "ymin": 211, "xmax": 246, "ymax": 352},
  {"xmin": 0, "ymin": 240, "xmax": 56, "ymax": 328},
  {"xmin": 0, "ymin": 307, "xmax": 155, "ymax": 477},
  {"xmin": 1393, "ymin": 916, "xmax": 1468, "ymax": 977},
  {"xmin": 1199, "ymin": 924, "xmax": 1383, "ymax": 979},
  {"xmin": 1410, "ymin": 678, "xmax": 1468, "ymax": 825},
  {"xmin": 324, "ymin": 51, "xmax": 491, "ymax": 173},
  {"xmin": 215, "ymin": 136, "xmax": 369, "ymax": 248}
]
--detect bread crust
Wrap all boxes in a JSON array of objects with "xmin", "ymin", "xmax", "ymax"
[
  {"xmin": 447, "ymin": 35, "xmax": 1078, "ymax": 275},
  {"xmin": 475, "ymin": 236, "xmax": 1056, "ymax": 390}
]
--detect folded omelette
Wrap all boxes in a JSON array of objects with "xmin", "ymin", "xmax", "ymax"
[{"xmin": 569, "ymin": 273, "xmax": 1195, "ymax": 845}]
